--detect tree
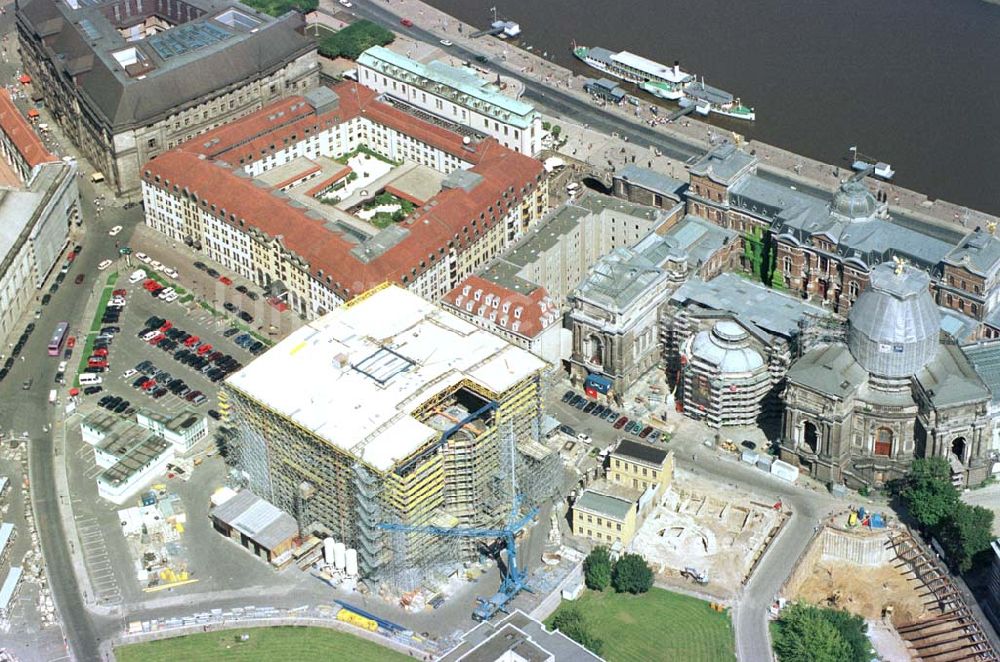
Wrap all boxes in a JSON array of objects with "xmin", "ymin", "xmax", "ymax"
[
  {"xmin": 773, "ymin": 603, "xmax": 855, "ymax": 662},
  {"xmin": 550, "ymin": 606, "xmax": 605, "ymax": 656},
  {"xmin": 937, "ymin": 503, "xmax": 995, "ymax": 573},
  {"xmin": 318, "ymin": 20, "xmax": 395, "ymax": 60},
  {"xmin": 895, "ymin": 457, "xmax": 959, "ymax": 529},
  {"xmin": 583, "ymin": 546, "xmax": 612, "ymax": 591},
  {"xmin": 611, "ymin": 552, "xmax": 653, "ymax": 594},
  {"xmin": 822, "ymin": 608, "xmax": 873, "ymax": 662}
]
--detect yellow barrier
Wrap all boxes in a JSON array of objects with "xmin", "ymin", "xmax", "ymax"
[{"xmin": 336, "ymin": 608, "xmax": 378, "ymax": 632}]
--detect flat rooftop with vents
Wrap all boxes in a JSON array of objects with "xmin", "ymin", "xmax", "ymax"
[{"xmin": 225, "ymin": 285, "xmax": 546, "ymax": 472}]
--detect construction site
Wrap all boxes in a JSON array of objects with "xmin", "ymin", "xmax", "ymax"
[
  {"xmin": 784, "ymin": 515, "xmax": 999, "ymax": 662},
  {"xmin": 221, "ymin": 285, "xmax": 562, "ymax": 614},
  {"xmin": 629, "ymin": 468, "xmax": 785, "ymax": 596},
  {"xmin": 117, "ymin": 490, "xmax": 195, "ymax": 592}
]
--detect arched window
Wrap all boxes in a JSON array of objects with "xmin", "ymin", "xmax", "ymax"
[
  {"xmin": 803, "ymin": 421, "xmax": 818, "ymax": 453},
  {"xmin": 951, "ymin": 437, "xmax": 966, "ymax": 463},
  {"xmin": 783, "ymin": 256, "xmax": 792, "ymax": 274},
  {"xmin": 874, "ymin": 428, "xmax": 892, "ymax": 456},
  {"xmin": 849, "ymin": 281, "xmax": 859, "ymax": 299},
  {"xmin": 585, "ymin": 334, "xmax": 604, "ymax": 367}
]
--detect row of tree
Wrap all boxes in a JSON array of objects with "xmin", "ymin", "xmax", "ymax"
[
  {"xmin": 583, "ymin": 546, "xmax": 654, "ymax": 594},
  {"xmin": 892, "ymin": 458, "xmax": 995, "ymax": 572},
  {"xmin": 773, "ymin": 602, "xmax": 872, "ymax": 662}
]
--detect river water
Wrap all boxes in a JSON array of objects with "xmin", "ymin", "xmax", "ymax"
[{"xmin": 425, "ymin": 0, "xmax": 1000, "ymax": 215}]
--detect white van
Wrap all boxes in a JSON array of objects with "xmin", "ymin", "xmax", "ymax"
[
  {"xmin": 128, "ymin": 269, "xmax": 147, "ymax": 284},
  {"xmin": 49, "ymin": 389, "xmax": 58, "ymax": 405},
  {"xmin": 79, "ymin": 374, "xmax": 102, "ymax": 386}
]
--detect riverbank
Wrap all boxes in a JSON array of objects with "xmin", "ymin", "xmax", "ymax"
[{"xmin": 364, "ymin": 0, "xmax": 996, "ymax": 234}]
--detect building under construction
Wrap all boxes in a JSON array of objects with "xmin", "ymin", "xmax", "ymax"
[{"xmin": 222, "ymin": 285, "xmax": 558, "ymax": 584}]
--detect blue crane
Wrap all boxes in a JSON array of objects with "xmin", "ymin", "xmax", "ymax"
[{"xmin": 378, "ymin": 496, "xmax": 539, "ymax": 621}]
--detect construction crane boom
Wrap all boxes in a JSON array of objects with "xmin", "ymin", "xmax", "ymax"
[{"xmin": 378, "ymin": 500, "xmax": 539, "ymax": 621}]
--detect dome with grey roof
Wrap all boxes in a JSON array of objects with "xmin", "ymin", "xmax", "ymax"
[
  {"xmin": 830, "ymin": 180, "xmax": 878, "ymax": 221},
  {"xmin": 688, "ymin": 320, "xmax": 765, "ymax": 375},
  {"xmin": 847, "ymin": 262, "xmax": 940, "ymax": 378}
]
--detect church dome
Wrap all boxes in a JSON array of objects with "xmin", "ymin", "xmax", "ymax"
[
  {"xmin": 689, "ymin": 320, "xmax": 765, "ymax": 375},
  {"xmin": 847, "ymin": 263, "xmax": 940, "ymax": 378},
  {"xmin": 830, "ymin": 180, "xmax": 878, "ymax": 221}
]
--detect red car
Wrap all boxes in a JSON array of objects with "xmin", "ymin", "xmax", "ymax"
[
  {"xmin": 184, "ymin": 335, "xmax": 200, "ymax": 347},
  {"xmin": 149, "ymin": 334, "xmax": 165, "ymax": 346},
  {"xmin": 639, "ymin": 425, "xmax": 653, "ymax": 438},
  {"xmin": 160, "ymin": 320, "xmax": 173, "ymax": 331},
  {"xmin": 400, "ymin": 18, "xmax": 414, "ymax": 27},
  {"xmin": 219, "ymin": 276, "xmax": 232, "ymax": 286},
  {"xmin": 142, "ymin": 379, "xmax": 157, "ymax": 391},
  {"xmin": 67, "ymin": 252, "xmax": 75, "ymax": 263},
  {"xmin": 143, "ymin": 279, "xmax": 158, "ymax": 290},
  {"xmin": 112, "ymin": 289, "xmax": 127, "ymax": 297},
  {"xmin": 197, "ymin": 344, "xmax": 213, "ymax": 355},
  {"xmin": 92, "ymin": 348, "xmax": 109, "ymax": 357},
  {"xmin": 87, "ymin": 358, "xmax": 108, "ymax": 368},
  {"xmin": 66, "ymin": 336, "xmax": 76, "ymax": 349},
  {"xmin": 613, "ymin": 416, "xmax": 629, "ymax": 430}
]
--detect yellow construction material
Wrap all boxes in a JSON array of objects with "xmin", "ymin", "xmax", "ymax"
[
  {"xmin": 143, "ymin": 578, "xmax": 199, "ymax": 593},
  {"xmin": 336, "ymin": 608, "xmax": 378, "ymax": 632}
]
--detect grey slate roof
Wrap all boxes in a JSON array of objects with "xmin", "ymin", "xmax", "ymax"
[
  {"xmin": 916, "ymin": 343, "xmax": 991, "ymax": 408},
  {"xmin": 614, "ymin": 439, "xmax": 668, "ymax": 467},
  {"xmin": 574, "ymin": 489, "xmax": 634, "ymax": 521},
  {"xmin": 658, "ymin": 214, "xmax": 736, "ymax": 266},
  {"xmin": 943, "ymin": 229, "xmax": 1000, "ymax": 278},
  {"xmin": 962, "ymin": 341, "xmax": 1000, "ymax": 404},
  {"xmin": 688, "ymin": 143, "xmax": 756, "ymax": 185},
  {"xmin": 211, "ymin": 489, "xmax": 297, "ymax": 551},
  {"xmin": 614, "ymin": 164, "xmax": 687, "ymax": 201},
  {"xmin": 574, "ymin": 246, "xmax": 664, "ymax": 311},
  {"xmin": 18, "ymin": 0, "xmax": 314, "ymax": 131},
  {"xmin": 785, "ymin": 343, "xmax": 867, "ymax": 399},
  {"xmin": 671, "ymin": 273, "xmax": 828, "ymax": 340}
]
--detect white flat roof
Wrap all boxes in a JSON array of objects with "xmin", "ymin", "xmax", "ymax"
[
  {"xmin": 611, "ymin": 51, "xmax": 690, "ymax": 84},
  {"xmin": 226, "ymin": 286, "xmax": 545, "ymax": 472}
]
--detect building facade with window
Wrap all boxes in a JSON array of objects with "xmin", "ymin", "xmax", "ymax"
[
  {"xmin": 0, "ymin": 90, "xmax": 80, "ymax": 350},
  {"xmin": 683, "ymin": 143, "xmax": 1000, "ymax": 336},
  {"xmin": 141, "ymin": 82, "xmax": 546, "ymax": 316},
  {"xmin": 356, "ymin": 46, "xmax": 542, "ymax": 156},
  {"xmin": 780, "ymin": 262, "xmax": 992, "ymax": 489},
  {"xmin": 17, "ymin": 0, "xmax": 318, "ymax": 194}
]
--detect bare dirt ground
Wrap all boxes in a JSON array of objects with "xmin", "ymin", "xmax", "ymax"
[
  {"xmin": 784, "ymin": 527, "xmax": 928, "ymax": 627},
  {"xmin": 630, "ymin": 468, "xmax": 783, "ymax": 597}
]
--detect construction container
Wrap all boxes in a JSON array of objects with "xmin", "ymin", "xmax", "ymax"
[
  {"xmin": 756, "ymin": 455, "xmax": 773, "ymax": 471},
  {"xmin": 770, "ymin": 459, "xmax": 800, "ymax": 483},
  {"xmin": 740, "ymin": 450, "xmax": 759, "ymax": 465},
  {"xmin": 345, "ymin": 548, "xmax": 358, "ymax": 577}
]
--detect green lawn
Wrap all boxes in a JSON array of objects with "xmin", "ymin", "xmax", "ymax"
[
  {"xmin": 115, "ymin": 626, "xmax": 409, "ymax": 662},
  {"xmin": 75, "ymin": 271, "xmax": 118, "ymax": 387},
  {"xmin": 546, "ymin": 588, "xmax": 735, "ymax": 662}
]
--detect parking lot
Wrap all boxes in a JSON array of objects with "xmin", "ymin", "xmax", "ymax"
[
  {"xmin": 555, "ymin": 388, "xmax": 667, "ymax": 445},
  {"xmin": 72, "ymin": 264, "xmax": 267, "ymax": 420}
]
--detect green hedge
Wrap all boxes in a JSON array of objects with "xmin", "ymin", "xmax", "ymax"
[
  {"xmin": 318, "ymin": 20, "xmax": 394, "ymax": 60},
  {"xmin": 239, "ymin": 0, "xmax": 316, "ymax": 18}
]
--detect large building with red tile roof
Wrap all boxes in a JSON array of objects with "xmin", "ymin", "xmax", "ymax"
[
  {"xmin": 141, "ymin": 82, "xmax": 548, "ymax": 316},
  {"xmin": 0, "ymin": 89, "xmax": 57, "ymax": 182}
]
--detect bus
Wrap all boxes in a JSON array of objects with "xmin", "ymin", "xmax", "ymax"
[{"xmin": 47, "ymin": 322, "xmax": 69, "ymax": 356}]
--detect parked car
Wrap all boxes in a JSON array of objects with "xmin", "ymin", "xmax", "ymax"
[
  {"xmin": 639, "ymin": 425, "xmax": 653, "ymax": 439},
  {"xmin": 107, "ymin": 225, "xmax": 123, "ymax": 236},
  {"xmin": 223, "ymin": 327, "xmax": 240, "ymax": 338},
  {"xmin": 83, "ymin": 386, "xmax": 103, "ymax": 395},
  {"xmin": 613, "ymin": 416, "xmax": 628, "ymax": 430},
  {"xmin": 223, "ymin": 302, "xmax": 237, "ymax": 313},
  {"xmin": 207, "ymin": 409, "xmax": 222, "ymax": 420},
  {"xmin": 238, "ymin": 311, "xmax": 253, "ymax": 323},
  {"xmin": 98, "ymin": 259, "xmax": 113, "ymax": 271},
  {"xmin": 74, "ymin": 274, "xmax": 85, "ymax": 284},
  {"xmin": 561, "ymin": 390, "xmax": 574, "ymax": 403},
  {"xmin": 400, "ymin": 17, "xmax": 414, "ymax": 27}
]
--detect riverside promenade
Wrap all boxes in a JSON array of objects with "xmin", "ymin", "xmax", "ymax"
[{"xmin": 344, "ymin": 0, "xmax": 996, "ymax": 234}]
